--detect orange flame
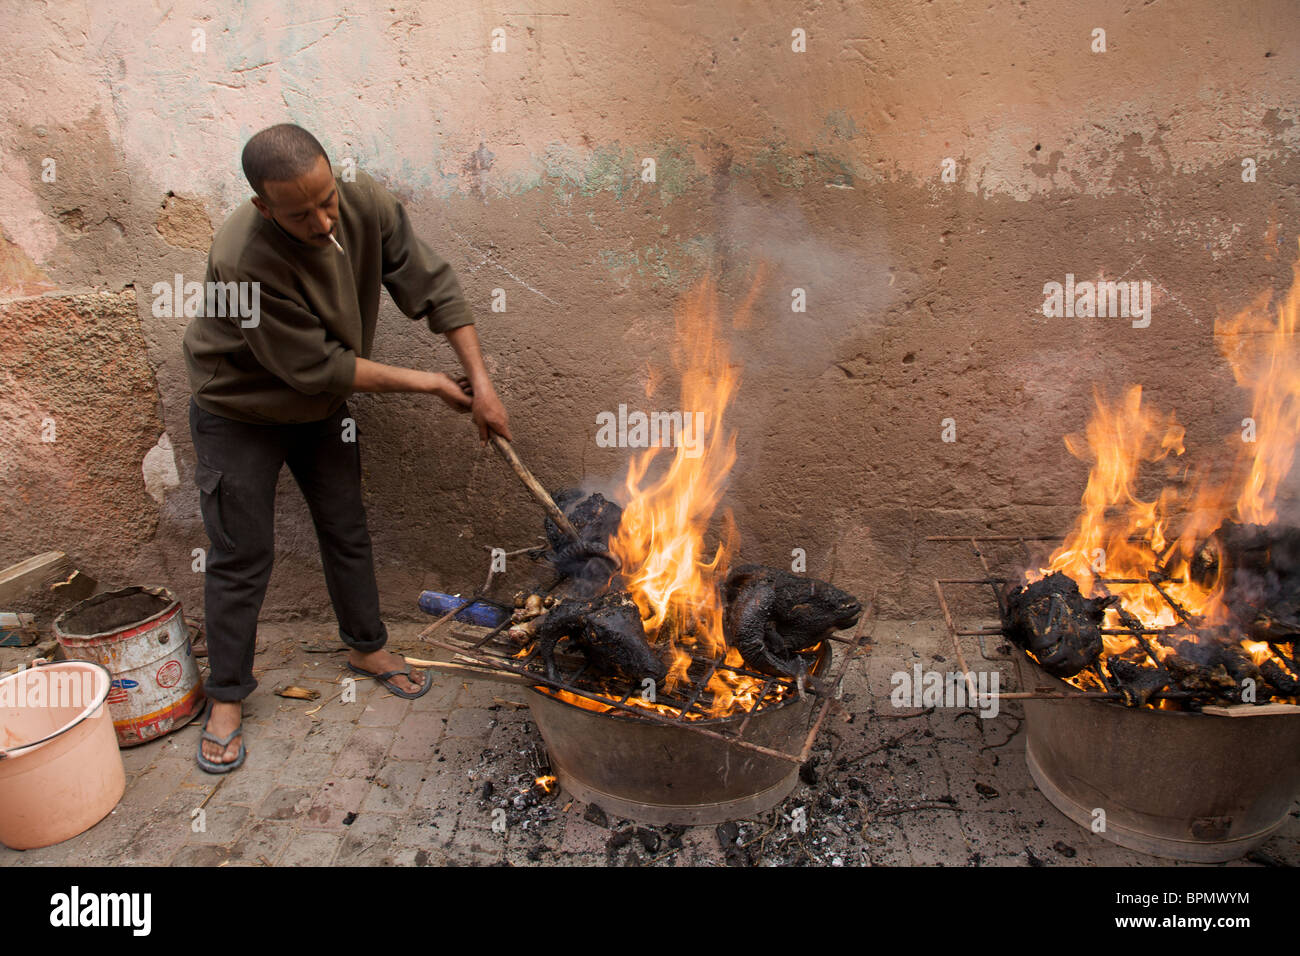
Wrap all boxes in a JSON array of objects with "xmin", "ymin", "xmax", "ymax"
[
  {"xmin": 1032, "ymin": 244, "xmax": 1300, "ymax": 700},
  {"xmin": 606, "ymin": 276, "xmax": 779, "ymax": 717},
  {"xmin": 1220, "ymin": 250, "xmax": 1300, "ymax": 525}
]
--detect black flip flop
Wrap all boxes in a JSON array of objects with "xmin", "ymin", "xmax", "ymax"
[
  {"xmin": 196, "ymin": 701, "xmax": 246, "ymax": 774},
  {"xmin": 346, "ymin": 662, "xmax": 432, "ymax": 700}
]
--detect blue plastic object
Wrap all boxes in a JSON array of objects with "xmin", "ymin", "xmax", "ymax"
[{"xmin": 417, "ymin": 591, "xmax": 511, "ymax": 628}]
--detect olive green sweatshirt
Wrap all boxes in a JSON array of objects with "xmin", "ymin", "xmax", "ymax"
[{"xmin": 183, "ymin": 169, "xmax": 473, "ymax": 424}]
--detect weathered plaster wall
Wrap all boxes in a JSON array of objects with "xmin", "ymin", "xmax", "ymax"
[{"xmin": 2, "ymin": 0, "xmax": 1298, "ymax": 622}]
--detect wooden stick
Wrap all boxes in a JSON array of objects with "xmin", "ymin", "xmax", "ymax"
[
  {"xmin": 1200, "ymin": 702, "xmax": 1300, "ymax": 717},
  {"xmin": 403, "ymin": 655, "xmax": 538, "ymax": 687},
  {"xmin": 416, "ymin": 602, "xmax": 466, "ymax": 641},
  {"xmin": 489, "ymin": 435, "xmax": 581, "ymax": 541}
]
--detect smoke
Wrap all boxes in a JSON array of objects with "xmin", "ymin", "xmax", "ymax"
[{"xmin": 713, "ymin": 188, "xmax": 895, "ymax": 378}]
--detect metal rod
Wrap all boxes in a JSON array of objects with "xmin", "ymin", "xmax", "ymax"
[
  {"xmin": 418, "ymin": 599, "xmax": 472, "ymax": 641},
  {"xmin": 971, "ymin": 537, "xmax": 1007, "ymax": 622},
  {"xmin": 737, "ymin": 679, "xmax": 775, "ymax": 736},
  {"xmin": 1148, "ymin": 571, "xmax": 1201, "ymax": 629},
  {"xmin": 933, "ymin": 578, "xmax": 979, "ymax": 705},
  {"xmin": 677, "ymin": 660, "xmax": 720, "ymax": 720},
  {"xmin": 796, "ymin": 602, "xmax": 874, "ymax": 763},
  {"xmin": 926, "ymin": 535, "xmax": 1065, "ymax": 542}
]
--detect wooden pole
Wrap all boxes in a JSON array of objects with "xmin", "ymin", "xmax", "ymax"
[{"xmin": 489, "ymin": 435, "xmax": 582, "ymax": 541}]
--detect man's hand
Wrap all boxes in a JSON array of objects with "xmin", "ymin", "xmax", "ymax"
[
  {"xmin": 460, "ymin": 379, "xmax": 512, "ymax": 443},
  {"xmin": 431, "ymin": 373, "xmax": 474, "ymax": 412},
  {"xmin": 441, "ymin": 325, "xmax": 512, "ymax": 443}
]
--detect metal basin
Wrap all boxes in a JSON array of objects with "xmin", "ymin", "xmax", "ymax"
[
  {"xmin": 526, "ymin": 644, "xmax": 828, "ymax": 826},
  {"xmin": 1015, "ymin": 652, "xmax": 1300, "ymax": 862}
]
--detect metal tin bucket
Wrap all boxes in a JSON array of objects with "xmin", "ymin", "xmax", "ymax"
[
  {"xmin": 1015, "ymin": 652, "xmax": 1300, "ymax": 862},
  {"xmin": 0, "ymin": 660, "xmax": 125, "ymax": 849},
  {"xmin": 525, "ymin": 643, "xmax": 830, "ymax": 826},
  {"xmin": 53, "ymin": 586, "xmax": 205, "ymax": 747}
]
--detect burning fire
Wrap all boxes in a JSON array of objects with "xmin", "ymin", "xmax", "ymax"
[
  {"xmin": 611, "ymin": 276, "xmax": 791, "ymax": 718},
  {"xmin": 543, "ymin": 276, "xmax": 789, "ymax": 720},
  {"xmin": 1029, "ymin": 245, "xmax": 1300, "ymax": 702}
]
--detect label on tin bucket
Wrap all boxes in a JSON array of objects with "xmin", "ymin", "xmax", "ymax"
[
  {"xmin": 155, "ymin": 661, "xmax": 181, "ymax": 688},
  {"xmin": 106, "ymin": 678, "xmax": 138, "ymax": 705}
]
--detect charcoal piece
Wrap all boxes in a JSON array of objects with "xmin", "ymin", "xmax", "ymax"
[
  {"xmin": 722, "ymin": 565, "xmax": 863, "ymax": 678},
  {"xmin": 715, "ymin": 821, "xmax": 739, "ymax": 846},
  {"xmin": 1108, "ymin": 657, "xmax": 1171, "ymax": 707},
  {"xmin": 1001, "ymin": 572, "xmax": 1111, "ymax": 679},
  {"xmin": 715, "ymin": 821, "xmax": 754, "ymax": 866},
  {"xmin": 534, "ymin": 591, "xmax": 667, "ymax": 685},
  {"xmin": 635, "ymin": 827, "xmax": 661, "ymax": 853},
  {"xmin": 1260, "ymin": 658, "xmax": 1300, "ymax": 698}
]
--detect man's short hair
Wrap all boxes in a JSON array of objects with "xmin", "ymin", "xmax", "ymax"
[{"xmin": 241, "ymin": 124, "xmax": 329, "ymax": 199}]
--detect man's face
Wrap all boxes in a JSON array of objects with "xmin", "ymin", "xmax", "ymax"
[{"xmin": 251, "ymin": 154, "xmax": 339, "ymax": 248}]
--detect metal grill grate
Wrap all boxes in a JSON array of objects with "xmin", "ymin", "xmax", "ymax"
[
  {"xmin": 419, "ymin": 559, "xmax": 874, "ymax": 764},
  {"xmin": 928, "ymin": 534, "xmax": 1231, "ymax": 703}
]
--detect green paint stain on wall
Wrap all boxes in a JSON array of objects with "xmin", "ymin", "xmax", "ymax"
[
  {"xmin": 597, "ymin": 236, "xmax": 713, "ymax": 290},
  {"xmin": 495, "ymin": 141, "xmax": 702, "ymax": 206},
  {"xmin": 652, "ymin": 145, "xmax": 694, "ymax": 205},
  {"xmin": 824, "ymin": 108, "xmax": 859, "ymax": 141},
  {"xmin": 743, "ymin": 142, "xmax": 857, "ymax": 190}
]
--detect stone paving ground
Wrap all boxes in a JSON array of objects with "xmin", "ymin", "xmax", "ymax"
[{"xmin": 2, "ymin": 619, "xmax": 1296, "ymax": 867}]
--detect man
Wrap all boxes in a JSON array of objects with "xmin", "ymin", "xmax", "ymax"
[{"xmin": 183, "ymin": 124, "xmax": 510, "ymax": 772}]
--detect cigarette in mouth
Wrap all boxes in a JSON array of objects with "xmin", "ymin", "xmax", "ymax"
[{"xmin": 328, "ymin": 232, "xmax": 344, "ymax": 254}]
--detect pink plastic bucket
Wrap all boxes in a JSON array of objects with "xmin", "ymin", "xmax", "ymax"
[{"xmin": 0, "ymin": 659, "xmax": 125, "ymax": 849}]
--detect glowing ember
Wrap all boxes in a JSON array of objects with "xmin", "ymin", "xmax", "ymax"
[{"xmin": 1025, "ymin": 245, "xmax": 1300, "ymax": 705}]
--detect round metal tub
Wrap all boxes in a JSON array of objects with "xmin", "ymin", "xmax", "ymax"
[
  {"xmin": 1015, "ymin": 652, "xmax": 1300, "ymax": 862},
  {"xmin": 526, "ymin": 643, "xmax": 828, "ymax": 826}
]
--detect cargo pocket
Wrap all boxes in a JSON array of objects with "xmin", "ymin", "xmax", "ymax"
[{"xmin": 194, "ymin": 462, "xmax": 236, "ymax": 552}]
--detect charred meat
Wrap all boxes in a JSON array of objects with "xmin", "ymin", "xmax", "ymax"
[
  {"xmin": 1191, "ymin": 522, "xmax": 1300, "ymax": 639},
  {"xmin": 534, "ymin": 591, "xmax": 667, "ymax": 685},
  {"xmin": 1108, "ymin": 655, "xmax": 1172, "ymax": 708},
  {"xmin": 1002, "ymin": 572, "xmax": 1111, "ymax": 679},
  {"xmin": 722, "ymin": 565, "xmax": 862, "ymax": 678},
  {"xmin": 544, "ymin": 489, "xmax": 624, "ymax": 591}
]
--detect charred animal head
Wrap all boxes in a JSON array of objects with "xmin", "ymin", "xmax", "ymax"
[{"xmin": 1002, "ymin": 572, "xmax": 1111, "ymax": 679}]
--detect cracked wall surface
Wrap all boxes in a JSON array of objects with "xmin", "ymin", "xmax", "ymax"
[{"xmin": 1, "ymin": 0, "xmax": 1298, "ymax": 620}]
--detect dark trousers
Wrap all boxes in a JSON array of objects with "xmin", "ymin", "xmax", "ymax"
[{"xmin": 189, "ymin": 397, "xmax": 388, "ymax": 702}]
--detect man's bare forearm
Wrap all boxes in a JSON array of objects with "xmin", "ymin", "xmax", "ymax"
[
  {"xmin": 351, "ymin": 356, "xmax": 440, "ymax": 393},
  {"xmin": 444, "ymin": 324, "xmax": 512, "ymax": 441},
  {"xmin": 444, "ymin": 325, "xmax": 494, "ymax": 391}
]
